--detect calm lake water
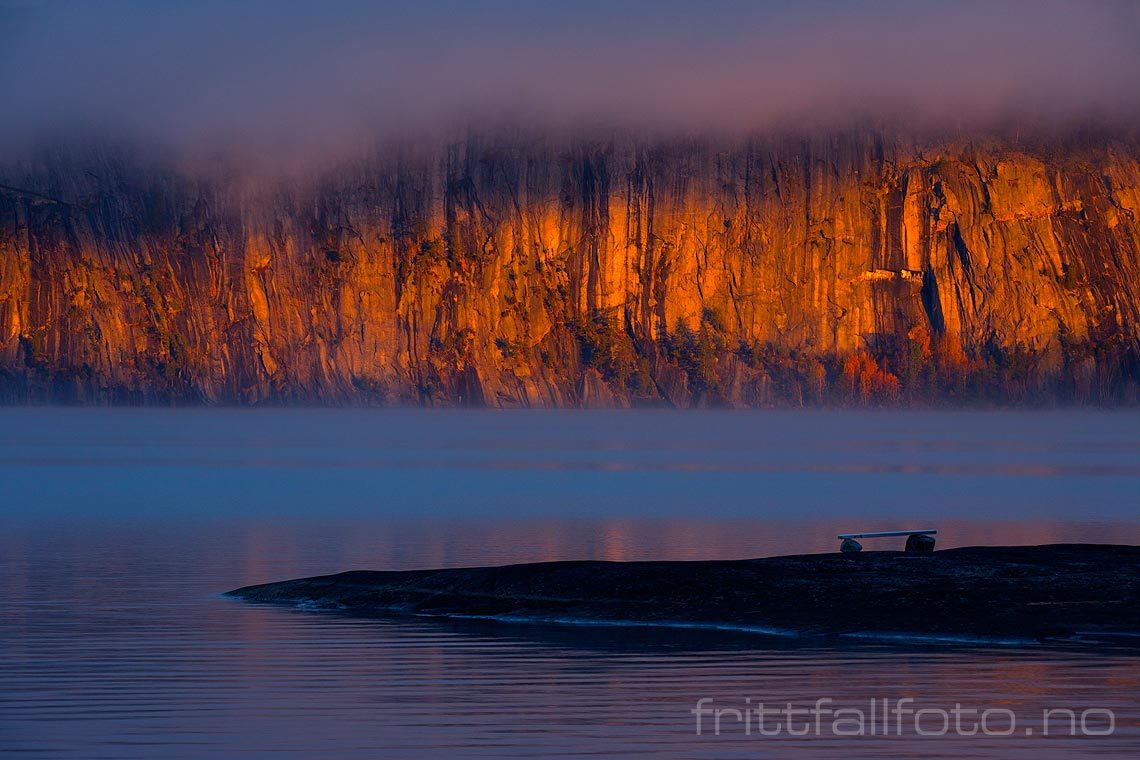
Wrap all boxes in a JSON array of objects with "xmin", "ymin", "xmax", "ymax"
[{"xmin": 2, "ymin": 409, "xmax": 1139, "ymax": 758}]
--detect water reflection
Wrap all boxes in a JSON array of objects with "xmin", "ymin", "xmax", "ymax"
[{"xmin": 2, "ymin": 518, "xmax": 1139, "ymax": 758}]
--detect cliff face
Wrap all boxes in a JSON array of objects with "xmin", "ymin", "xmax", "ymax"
[{"xmin": 2, "ymin": 129, "xmax": 1139, "ymax": 406}]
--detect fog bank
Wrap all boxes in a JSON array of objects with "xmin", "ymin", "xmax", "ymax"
[{"xmin": 3, "ymin": 0, "xmax": 1139, "ymax": 160}]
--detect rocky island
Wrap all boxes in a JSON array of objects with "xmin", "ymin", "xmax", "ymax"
[{"xmin": 226, "ymin": 544, "xmax": 1140, "ymax": 645}]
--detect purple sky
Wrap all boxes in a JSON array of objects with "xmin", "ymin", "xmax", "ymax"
[{"xmin": 3, "ymin": 0, "xmax": 1139, "ymax": 157}]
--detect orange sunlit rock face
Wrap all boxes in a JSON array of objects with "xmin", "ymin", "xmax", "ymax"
[{"xmin": 1, "ymin": 129, "xmax": 1138, "ymax": 406}]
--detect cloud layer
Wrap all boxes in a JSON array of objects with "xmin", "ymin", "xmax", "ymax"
[{"xmin": 3, "ymin": 0, "xmax": 1139, "ymax": 157}]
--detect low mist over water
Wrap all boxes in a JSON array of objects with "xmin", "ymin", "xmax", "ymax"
[{"xmin": 3, "ymin": 409, "xmax": 1139, "ymax": 523}]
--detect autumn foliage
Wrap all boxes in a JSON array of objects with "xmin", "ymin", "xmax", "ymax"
[{"xmin": 842, "ymin": 351, "xmax": 902, "ymax": 403}]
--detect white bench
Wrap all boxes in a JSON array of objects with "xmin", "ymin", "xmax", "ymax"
[{"xmin": 837, "ymin": 529, "xmax": 937, "ymax": 554}]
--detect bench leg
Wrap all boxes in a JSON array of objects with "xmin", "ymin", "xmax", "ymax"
[
  {"xmin": 905, "ymin": 533, "xmax": 936, "ymax": 554},
  {"xmin": 840, "ymin": 538, "xmax": 863, "ymax": 553}
]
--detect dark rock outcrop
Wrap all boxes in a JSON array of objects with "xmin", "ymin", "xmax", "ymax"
[{"xmin": 226, "ymin": 544, "xmax": 1140, "ymax": 644}]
